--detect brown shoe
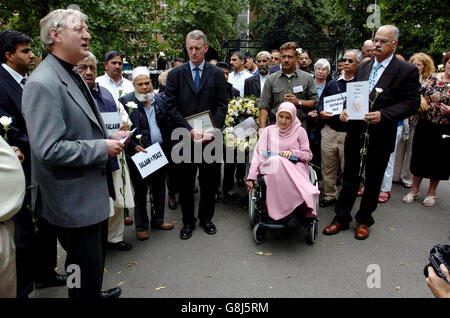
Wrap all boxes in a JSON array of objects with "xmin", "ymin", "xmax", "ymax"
[
  {"xmin": 355, "ymin": 224, "xmax": 370, "ymax": 240},
  {"xmin": 322, "ymin": 222, "xmax": 349, "ymax": 235},
  {"xmin": 151, "ymin": 222, "xmax": 174, "ymax": 230},
  {"xmin": 136, "ymin": 231, "xmax": 149, "ymax": 241}
]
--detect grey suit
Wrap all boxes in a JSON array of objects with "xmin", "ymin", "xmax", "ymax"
[{"xmin": 22, "ymin": 54, "xmax": 110, "ymax": 228}]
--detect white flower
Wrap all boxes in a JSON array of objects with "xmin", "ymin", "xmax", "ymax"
[
  {"xmin": 136, "ymin": 134, "xmax": 142, "ymax": 140},
  {"xmin": 442, "ymin": 134, "xmax": 449, "ymax": 139},
  {"xmin": 126, "ymin": 101, "xmax": 138, "ymax": 108},
  {"xmin": 0, "ymin": 116, "xmax": 12, "ymax": 128},
  {"xmin": 375, "ymin": 88, "xmax": 383, "ymax": 93}
]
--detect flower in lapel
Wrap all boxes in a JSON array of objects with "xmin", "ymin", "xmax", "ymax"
[
  {"xmin": 136, "ymin": 134, "xmax": 142, "ymax": 145},
  {"xmin": 0, "ymin": 116, "xmax": 13, "ymax": 142},
  {"xmin": 375, "ymin": 87, "xmax": 383, "ymax": 95}
]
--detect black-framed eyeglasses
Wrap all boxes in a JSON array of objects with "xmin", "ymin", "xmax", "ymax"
[
  {"xmin": 342, "ymin": 58, "xmax": 354, "ymax": 63},
  {"xmin": 373, "ymin": 38, "xmax": 394, "ymax": 44}
]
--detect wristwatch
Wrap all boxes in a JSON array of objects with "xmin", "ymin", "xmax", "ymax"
[{"xmin": 298, "ymin": 99, "xmax": 302, "ymax": 106}]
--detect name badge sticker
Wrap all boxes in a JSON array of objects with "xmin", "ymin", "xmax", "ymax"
[{"xmin": 293, "ymin": 85, "xmax": 303, "ymax": 93}]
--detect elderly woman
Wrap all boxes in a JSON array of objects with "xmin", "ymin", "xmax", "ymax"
[
  {"xmin": 246, "ymin": 102, "xmax": 320, "ymax": 221},
  {"xmin": 393, "ymin": 53, "xmax": 435, "ymax": 188},
  {"xmin": 313, "ymin": 59, "xmax": 331, "ymax": 98},
  {"xmin": 403, "ymin": 51, "xmax": 450, "ymax": 206}
]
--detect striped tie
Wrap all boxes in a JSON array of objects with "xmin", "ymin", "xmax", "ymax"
[{"xmin": 368, "ymin": 63, "xmax": 382, "ymax": 92}]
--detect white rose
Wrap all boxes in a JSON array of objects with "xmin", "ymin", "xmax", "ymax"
[
  {"xmin": 136, "ymin": 134, "xmax": 142, "ymax": 140},
  {"xmin": 375, "ymin": 88, "xmax": 383, "ymax": 93},
  {"xmin": 0, "ymin": 116, "xmax": 12, "ymax": 128},
  {"xmin": 126, "ymin": 101, "xmax": 138, "ymax": 108}
]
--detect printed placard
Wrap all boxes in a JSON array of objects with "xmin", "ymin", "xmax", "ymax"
[
  {"xmin": 323, "ymin": 92, "xmax": 347, "ymax": 115},
  {"xmin": 346, "ymin": 81, "xmax": 369, "ymax": 120},
  {"xmin": 131, "ymin": 143, "xmax": 168, "ymax": 179},
  {"xmin": 101, "ymin": 112, "xmax": 122, "ymax": 134}
]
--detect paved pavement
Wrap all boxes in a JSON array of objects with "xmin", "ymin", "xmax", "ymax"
[{"xmin": 31, "ymin": 179, "xmax": 449, "ymax": 298}]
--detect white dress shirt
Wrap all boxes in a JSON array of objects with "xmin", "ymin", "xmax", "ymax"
[
  {"xmin": 95, "ymin": 73, "xmax": 134, "ymax": 100},
  {"xmin": 372, "ymin": 54, "xmax": 394, "ymax": 85},
  {"xmin": 2, "ymin": 63, "xmax": 26, "ymax": 88},
  {"xmin": 259, "ymin": 73, "xmax": 269, "ymax": 93},
  {"xmin": 228, "ymin": 69, "xmax": 253, "ymax": 97}
]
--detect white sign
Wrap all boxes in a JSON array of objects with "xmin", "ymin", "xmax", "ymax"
[
  {"xmin": 131, "ymin": 143, "xmax": 168, "ymax": 179},
  {"xmin": 346, "ymin": 81, "xmax": 369, "ymax": 120},
  {"xmin": 324, "ymin": 92, "xmax": 347, "ymax": 115},
  {"xmin": 101, "ymin": 112, "xmax": 122, "ymax": 134}
]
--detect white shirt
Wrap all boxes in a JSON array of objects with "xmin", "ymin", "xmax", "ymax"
[
  {"xmin": 372, "ymin": 54, "xmax": 394, "ymax": 85},
  {"xmin": 228, "ymin": 69, "xmax": 253, "ymax": 97},
  {"xmin": 2, "ymin": 64, "xmax": 26, "ymax": 89},
  {"xmin": 95, "ymin": 73, "xmax": 134, "ymax": 100},
  {"xmin": 259, "ymin": 74, "xmax": 269, "ymax": 93}
]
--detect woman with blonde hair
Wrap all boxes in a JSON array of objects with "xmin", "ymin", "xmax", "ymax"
[{"xmin": 393, "ymin": 53, "xmax": 435, "ymax": 189}]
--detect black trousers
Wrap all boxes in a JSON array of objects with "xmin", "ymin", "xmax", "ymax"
[
  {"xmin": 50, "ymin": 218, "xmax": 108, "ymax": 298},
  {"xmin": 177, "ymin": 161, "xmax": 221, "ymax": 226},
  {"xmin": 334, "ymin": 129, "xmax": 392, "ymax": 227},
  {"xmin": 132, "ymin": 168, "xmax": 166, "ymax": 231},
  {"xmin": 13, "ymin": 193, "xmax": 58, "ymax": 298},
  {"xmin": 222, "ymin": 147, "xmax": 247, "ymax": 193}
]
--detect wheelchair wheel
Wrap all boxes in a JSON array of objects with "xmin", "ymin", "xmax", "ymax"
[
  {"xmin": 249, "ymin": 190, "xmax": 257, "ymax": 228},
  {"xmin": 306, "ymin": 219, "xmax": 318, "ymax": 245},
  {"xmin": 253, "ymin": 224, "xmax": 266, "ymax": 244}
]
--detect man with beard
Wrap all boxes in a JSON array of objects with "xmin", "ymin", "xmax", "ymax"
[
  {"xmin": 244, "ymin": 51, "xmax": 271, "ymax": 98},
  {"xmin": 260, "ymin": 42, "xmax": 318, "ymax": 129},
  {"xmin": 298, "ymin": 50, "xmax": 314, "ymax": 75},
  {"xmin": 96, "ymin": 50, "xmax": 134, "ymax": 99},
  {"xmin": 119, "ymin": 67, "xmax": 173, "ymax": 241}
]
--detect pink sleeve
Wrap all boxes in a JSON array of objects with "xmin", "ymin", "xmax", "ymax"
[
  {"xmin": 247, "ymin": 128, "xmax": 268, "ymax": 180},
  {"xmin": 290, "ymin": 127, "xmax": 313, "ymax": 163}
]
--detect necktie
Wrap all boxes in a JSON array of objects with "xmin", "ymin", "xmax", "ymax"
[
  {"xmin": 368, "ymin": 63, "xmax": 383, "ymax": 92},
  {"xmin": 194, "ymin": 67, "xmax": 200, "ymax": 93}
]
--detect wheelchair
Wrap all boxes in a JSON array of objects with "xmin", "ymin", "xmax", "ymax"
[{"xmin": 248, "ymin": 164, "xmax": 319, "ymax": 244}]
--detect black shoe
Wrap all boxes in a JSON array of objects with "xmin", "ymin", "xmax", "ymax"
[
  {"xmin": 224, "ymin": 191, "xmax": 240, "ymax": 200},
  {"xmin": 319, "ymin": 198, "xmax": 337, "ymax": 208},
  {"xmin": 168, "ymin": 196, "xmax": 177, "ymax": 210},
  {"xmin": 99, "ymin": 287, "xmax": 122, "ymax": 299},
  {"xmin": 35, "ymin": 273, "xmax": 67, "ymax": 289},
  {"xmin": 200, "ymin": 222, "xmax": 217, "ymax": 235},
  {"xmin": 107, "ymin": 241, "xmax": 133, "ymax": 251},
  {"xmin": 215, "ymin": 191, "xmax": 222, "ymax": 202},
  {"xmin": 236, "ymin": 179, "xmax": 245, "ymax": 188},
  {"xmin": 180, "ymin": 224, "xmax": 195, "ymax": 240}
]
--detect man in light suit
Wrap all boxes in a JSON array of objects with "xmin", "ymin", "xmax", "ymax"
[
  {"xmin": 22, "ymin": 9, "xmax": 128, "ymax": 298},
  {"xmin": 323, "ymin": 25, "xmax": 420, "ymax": 240},
  {"xmin": 0, "ymin": 30, "xmax": 66, "ymax": 297},
  {"xmin": 165, "ymin": 30, "xmax": 227, "ymax": 240}
]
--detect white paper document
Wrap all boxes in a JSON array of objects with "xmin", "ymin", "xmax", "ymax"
[
  {"xmin": 131, "ymin": 143, "xmax": 168, "ymax": 179},
  {"xmin": 346, "ymin": 81, "xmax": 369, "ymax": 120},
  {"xmin": 323, "ymin": 92, "xmax": 347, "ymax": 116},
  {"xmin": 101, "ymin": 112, "xmax": 122, "ymax": 134},
  {"xmin": 119, "ymin": 128, "xmax": 136, "ymax": 144}
]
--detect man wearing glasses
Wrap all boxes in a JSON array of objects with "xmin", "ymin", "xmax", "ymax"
[{"xmin": 323, "ymin": 25, "xmax": 421, "ymax": 240}]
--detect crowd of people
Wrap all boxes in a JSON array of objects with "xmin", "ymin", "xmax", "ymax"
[{"xmin": 0, "ymin": 8, "xmax": 448, "ymax": 299}]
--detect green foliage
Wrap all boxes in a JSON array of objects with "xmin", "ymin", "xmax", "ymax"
[
  {"xmin": 160, "ymin": 0, "xmax": 245, "ymax": 55},
  {"xmin": 0, "ymin": 0, "xmax": 164, "ymax": 68}
]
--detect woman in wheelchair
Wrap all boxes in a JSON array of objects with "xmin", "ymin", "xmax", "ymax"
[{"xmin": 246, "ymin": 102, "xmax": 320, "ymax": 222}]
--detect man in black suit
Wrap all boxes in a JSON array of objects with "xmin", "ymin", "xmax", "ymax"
[
  {"xmin": 165, "ymin": 30, "xmax": 227, "ymax": 240},
  {"xmin": 0, "ymin": 30, "xmax": 66, "ymax": 297},
  {"xmin": 244, "ymin": 51, "xmax": 271, "ymax": 98},
  {"xmin": 323, "ymin": 25, "xmax": 420, "ymax": 240}
]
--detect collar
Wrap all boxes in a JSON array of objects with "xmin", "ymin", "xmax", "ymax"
[
  {"xmin": 373, "ymin": 54, "xmax": 394, "ymax": 70},
  {"xmin": 259, "ymin": 73, "xmax": 269, "ymax": 80},
  {"xmin": 104, "ymin": 72, "xmax": 124, "ymax": 85},
  {"xmin": 50, "ymin": 53, "xmax": 76, "ymax": 72},
  {"xmin": 189, "ymin": 60, "xmax": 205, "ymax": 72},
  {"xmin": 2, "ymin": 63, "xmax": 25, "ymax": 85},
  {"xmin": 91, "ymin": 82, "xmax": 100, "ymax": 92},
  {"xmin": 231, "ymin": 68, "xmax": 249, "ymax": 77},
  {"xmin": 279, "ymin": 69, "xmax": 299, "ymax": 78},
  {"xmin": 337, "ymin": 74, "xmax": 355, "ymax": 82}
]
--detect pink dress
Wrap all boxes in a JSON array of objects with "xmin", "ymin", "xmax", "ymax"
[{"xmin": 247, "ymin": 124, "xmax": 320, "ymax": 220}]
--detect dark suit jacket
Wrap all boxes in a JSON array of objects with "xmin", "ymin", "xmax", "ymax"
[
  {"xmin": 0, "ymin": 65, "xmax": 30, "ymax": 184},
  {"xmin": 347, "ymin": 55, "xmax": 420, "ymax": 153},
  {"xmin": 244, "ymin": 74, "xmax": 262, "ymax": 98},
  {"xmin": 269, "ymin": 64, "xmax": 281, "ymax": 74},
  {"xmin": 165, "ymin": 61, "xmax": 228, "ymax": 134}
]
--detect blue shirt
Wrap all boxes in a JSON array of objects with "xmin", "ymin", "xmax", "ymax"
[
  {"xmin": 189, "ymin": 60, "xmax": 205, "ymax": 82},
  {"xmin": 144, "ymin": 99, "xmax": 163, "ymax": 145}
]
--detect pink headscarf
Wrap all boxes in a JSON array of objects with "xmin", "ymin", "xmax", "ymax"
[{"xmin": 276, "ymin": 102, "xmax": 301, "ymax": 137}]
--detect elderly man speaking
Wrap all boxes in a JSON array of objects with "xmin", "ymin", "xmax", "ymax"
[{"xmin": 119, "ymin": 67, "xmax": 173, "ymax": 242}]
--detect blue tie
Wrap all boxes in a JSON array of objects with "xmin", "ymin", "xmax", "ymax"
[
  {"xmin": 194, "ymin": 67, "xmax": 200, "ymax": 93},
  {"xmin": 368, "ymin": 63, "xmax": 382, "ymax": 92}
]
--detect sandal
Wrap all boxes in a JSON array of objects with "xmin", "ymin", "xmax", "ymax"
[
  {"xmin": 358, "ymin": 186, "xmax": 365, "ymax": 196},
  {"xmin": 378, "ymin": 191, "xmax": 391, "ymax": 203},
  {"xmin": 402, "ymin": 192, "xmax": 419, "ymax": 204},
  {"xmin": 423, "ymin": 196, "xmax": 437, "ymax": 207},
  {"xmin": 403, "ymin": 183, "xmax": 413, "ymax": 188}
]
